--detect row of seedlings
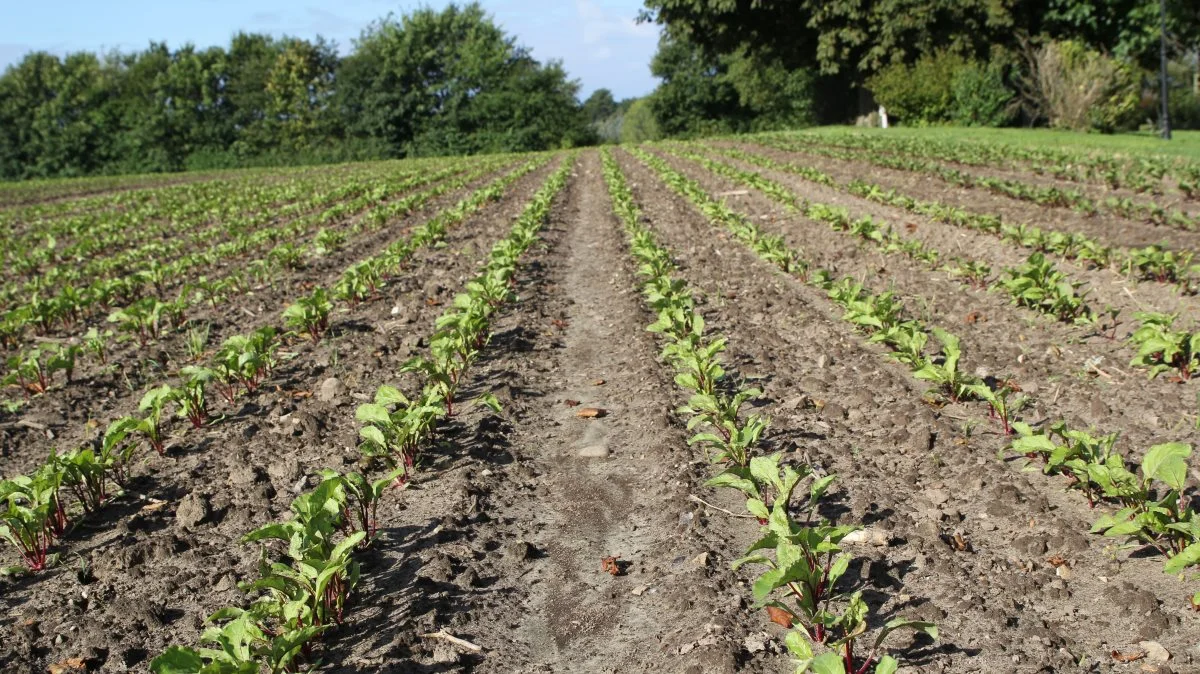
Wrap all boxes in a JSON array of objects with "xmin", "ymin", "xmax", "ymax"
[
  {"xmin": 758, "ymin": 133, "xmax": 1200, "ymax": 231},
  {"xmin": 0, "ymin": 156, "xmax": 551, "ymax": 576},
  {"xmin": 792, "ymin": 130, "xmax": 1200, "ymax": 200},
  {"xmin": 146, "ymin": 155, "xmax": 575, "ymax": 673},
  {"xmin": 0, "ymin": 156, "xmax": 522, "ymax": 404},
  {"xmin": 711, "ymin": 143, "xmax": 1199, "ymax": 293},
  {"xmin": 628, "ymin": 146, "xmax": 1200, "ymax": 608},
  {"xmin": 667, "ymin": 145, "xmax": 1199, "ymax": 383},
  {"xmin": 602, "ymin": 148, "xmax": 936, "ymax": 674}
]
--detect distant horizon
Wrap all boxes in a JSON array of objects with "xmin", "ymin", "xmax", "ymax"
[{"xmin": 0, "ymin": 0, "xmax": 660, "ymax": 100}]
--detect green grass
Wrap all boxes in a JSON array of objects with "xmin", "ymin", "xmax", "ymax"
[{"xmin": 801, "ymin": 125, "xmax": 1200, "ymax": 162}]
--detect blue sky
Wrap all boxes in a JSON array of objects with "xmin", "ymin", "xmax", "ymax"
[{"xmin": 0, "ymin": 0, "xmax": 661, "ymax": 100}]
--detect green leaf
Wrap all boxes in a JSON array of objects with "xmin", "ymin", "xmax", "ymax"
[
  {"xmin": 358, "ymin": 426, "xmax": 387, "ymax": 448},
  {"xmin": 784, "ymin": 629, "xmax": 813, "ymax": 659},
  {"xmin": 474, "ymin": 392, "xmax": 502, "ymax": 413},
  {"xmin": 355, "ymin": 403, "xmax": 392, "ymax": 427},
  {"xmin": 1141, "ymin": 442, "xmax": 1192, "ymax": 492},
  {"xmin": 874, "ymin": 655, "xmax": 900, "ymax": 674},
  {"xmin": 149, "ymin": 646, "xmax": 204, "ymax": 674},
  {"xmin": 374, "ymin": 385, "xmax": 408, "ymax": 406},
  {"xmin": 1163, "ymin": 542, "xmax": 1200, "ymax": 575},
  {"xmin": 810, "ymin": 653, "xmax": 847, "ymax": 674}
]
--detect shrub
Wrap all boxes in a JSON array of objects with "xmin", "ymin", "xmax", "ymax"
[
  {"xmin": 951, "ymin": 61, "xmax": 1015, "ymax": 126},
  {"xmin": 867, "ymin": 51, "xmax": 967, "ymax": 125},
  {"xmin": 1169, "ymin": 88, "xmax": 1200, "ymax": 130},
  {"xmin": 621, "ymin": 98, "xmax": 661, "ymax": 143},
  {"xmin": 1018, "ymin": 40, "xmax": 1142, "ymax": 132}
]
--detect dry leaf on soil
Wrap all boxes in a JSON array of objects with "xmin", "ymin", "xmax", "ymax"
[
  {"xmin": 1111, "ymin": 650, "xmax": 1146, "ymax": 663},
  {"xmin": 601, "ymin": 556, "xmax": 623, "ymax": 576},
  {"xmin": 576, "ymin": 407, "xmax": 607, "ymax": 418},
  {"xmin": 765, "ymin": 606, "xmax": 794, "ymax": 628},
  {"xmin": 49, "ymin": 659, "xmax": 87, "ymax": 674}
]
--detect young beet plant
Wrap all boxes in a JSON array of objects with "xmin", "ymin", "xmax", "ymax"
[
  {"xmin": 1001, "ymin": 253, "xmax": 1094, "ymax": 324},
  {"xmin": 603, "ymin": 148, "xmax": 936, "ymax": 671},
  {"xmin": 1008, "ymin": 425, "xmax": 1200, "ymax": 592},
  {"xmin": 283, "ymin": 286, "xmax": 334, "ymax": 342},
  {"xmin": 0, "ymin": 470, "xmax": 65, "ymax": 573},
  {"xmin": 1128, "ymin": 312, "xmax": 1200, "ymax": 380},
  {"xmin": 176, "ymin": 368, "xmax": 211, "ymax": 428},
  {"xmin": 356, "ymin": 385, "xmax": 444, "ymax": 474},
  {"xmin": 151, "ymin": 465, "xmax": 408, "ymax": 673}
]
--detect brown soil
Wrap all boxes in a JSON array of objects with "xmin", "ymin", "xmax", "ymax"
[
  {"xmin": 2, "ymin": 148, "xmax": 1198, "ymax": 674},
  {"xmin": 615, "ymin": 147, "xmax": 1199, "ymax": 673}
]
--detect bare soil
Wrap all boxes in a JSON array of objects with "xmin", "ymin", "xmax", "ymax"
[{"xmin": 2, "ymin": 148, "xmax": 1199, "ymax": 674}]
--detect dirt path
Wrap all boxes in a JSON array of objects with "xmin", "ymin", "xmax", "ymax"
[{"xmin": 329, "ymin": 152, "xmax": 780, "ymax": 673}]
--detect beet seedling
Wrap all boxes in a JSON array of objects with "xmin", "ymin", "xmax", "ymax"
[
  {"xmin": 136, "ymin": 384, "xmax": 176, "ymax": 455},
  {"xmin": 107, "ymin": 298, "xmax": 167, "ymax": 346},
  {"xmin": 0, "ymin": 476, "xmax": 57, "ymax": 572},
  {"xmin": 176, "ymin": 368, "xmax": 211, "ymax": 429},
  {"xmin": 1128, "ymin": 312, "xmax": 1199, "ymax": 380},
  {"xmin": 965, "ymin": 381, "xmax": 1025, "ymax": 435},
  {"xmin": 47, "ymin": 344, "xmax": 82, "ymax": 384},
  {"xmin": 151, "ymin": 611, "xmax": 325, "ymax": 674},
  {"xmin": 214, "ymin": 329, "xmax": 278, "ymax": 396},
  {"xmin": 242, "ymin": 477, "xmax": 364, "ymax": 628},
  {"xmin": 878, "ymin": 323, "xmax": 928, "ymax": 368},
  {"xmin": 711, "ymin": 453, "xmax": 936, "ymax": 673},
  {"xmin": 3, "ymin": 348, "xmax": 51, "ymax": 398},
  {"xmin": 1001, "ymin": 253, "xmax": 1094, "ymax": 324},
  {"xmin": 320, "ymin": 468, "xmax": 404, "ymax": 547},
  {"xmin": 1092, "ymin": 442, "xmax": 1198, "ymax": 560},
  {"xmin": 184, "ymin": 324, "xmax": 209, "ymax": 362},
  {"xmin": 1007, "ymin": 422, "xmax": 1121, "ymax": 506},
  {"xmin": 913, "ymin": 329, "xmax": 978, "ymax": 403},
  {"xmin": 944, "ymin": 259, "xmax": 991, "ymax": 289},
  {"xmin": 54, "ymin": 445, "xmax": 114, "ymax": 514},
  {"xmin": 283, "ymin": 286, "xmax": 334, "ymax": 342},
  {"xmin": 83, "ymin": 327, "xmax": 110, "ymax": 365},
  {"xmin": 1123, "ymin": 245, "xmax": 1196, "ymax": 285},
  {"xmin": 786, "ymin": 602, "xmax": 938, "ymax": 674},
  {"xmin": 719, "ymin": 455, "xmax": 851, "ymax": 637},
  {"xmin": 357, "ymin": 385, "xmax": 444, "ymax": 472}
]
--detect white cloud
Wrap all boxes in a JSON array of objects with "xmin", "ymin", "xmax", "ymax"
[{"xmin": 575, "ymin": 0, "xmax": 654, "ymax": 46}]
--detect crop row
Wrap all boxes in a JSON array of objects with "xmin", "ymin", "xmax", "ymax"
[
  {"xmin": 602, "ymin": 147, "xmax": 937, "ymax": 673},
  {"xmin": 147, "ymin": 155, "xmax": 574, "ymax": 673},
  {"xmin": 668, "ymin": 145, "xmax": 1200, "ymax": 382},
  {"xmin": 0, "ymin": 165, "xmax": 355, "ymax": 277},
  {"xmin": 626, "ymin": 146, "xmax": 1200, "ymax": 609},
  {"xmin": 711, "ymin": 142, "xmax": 1199, "ymax": 292},
  {"xmin": 0, "ymin": 158, "xmax": 479, "ymax": 316},
  {"xmin": 761, "ymin": 134, "xmax": 1200, "ymax": 232},
  {"xmin": 1, "ymin": 154, "xmax": 552, "ymax": 580},
  {"xmin": 0, "ymin": 156, "xmax": 516, "ymax": 383},
  {"xmin": 1, "ymin": 162, "xmax": 425, "ymax": 292},
  {"xmin": 798, "ymin": 129, "xmax": 1200, "ymax": 200}
]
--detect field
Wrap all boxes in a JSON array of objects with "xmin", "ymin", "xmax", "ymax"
[{"xmin": 1, "ymin": 130, "xmax": 1199, "ymax": 674}]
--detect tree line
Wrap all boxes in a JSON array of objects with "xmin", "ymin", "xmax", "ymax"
[
  {"xmin": 0, "ymin": 3, "xmax": 593, "ymax": 180},
  {"xmin": 633, "ymin": 0, "xmax": 1200, "ymax": 136}
]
